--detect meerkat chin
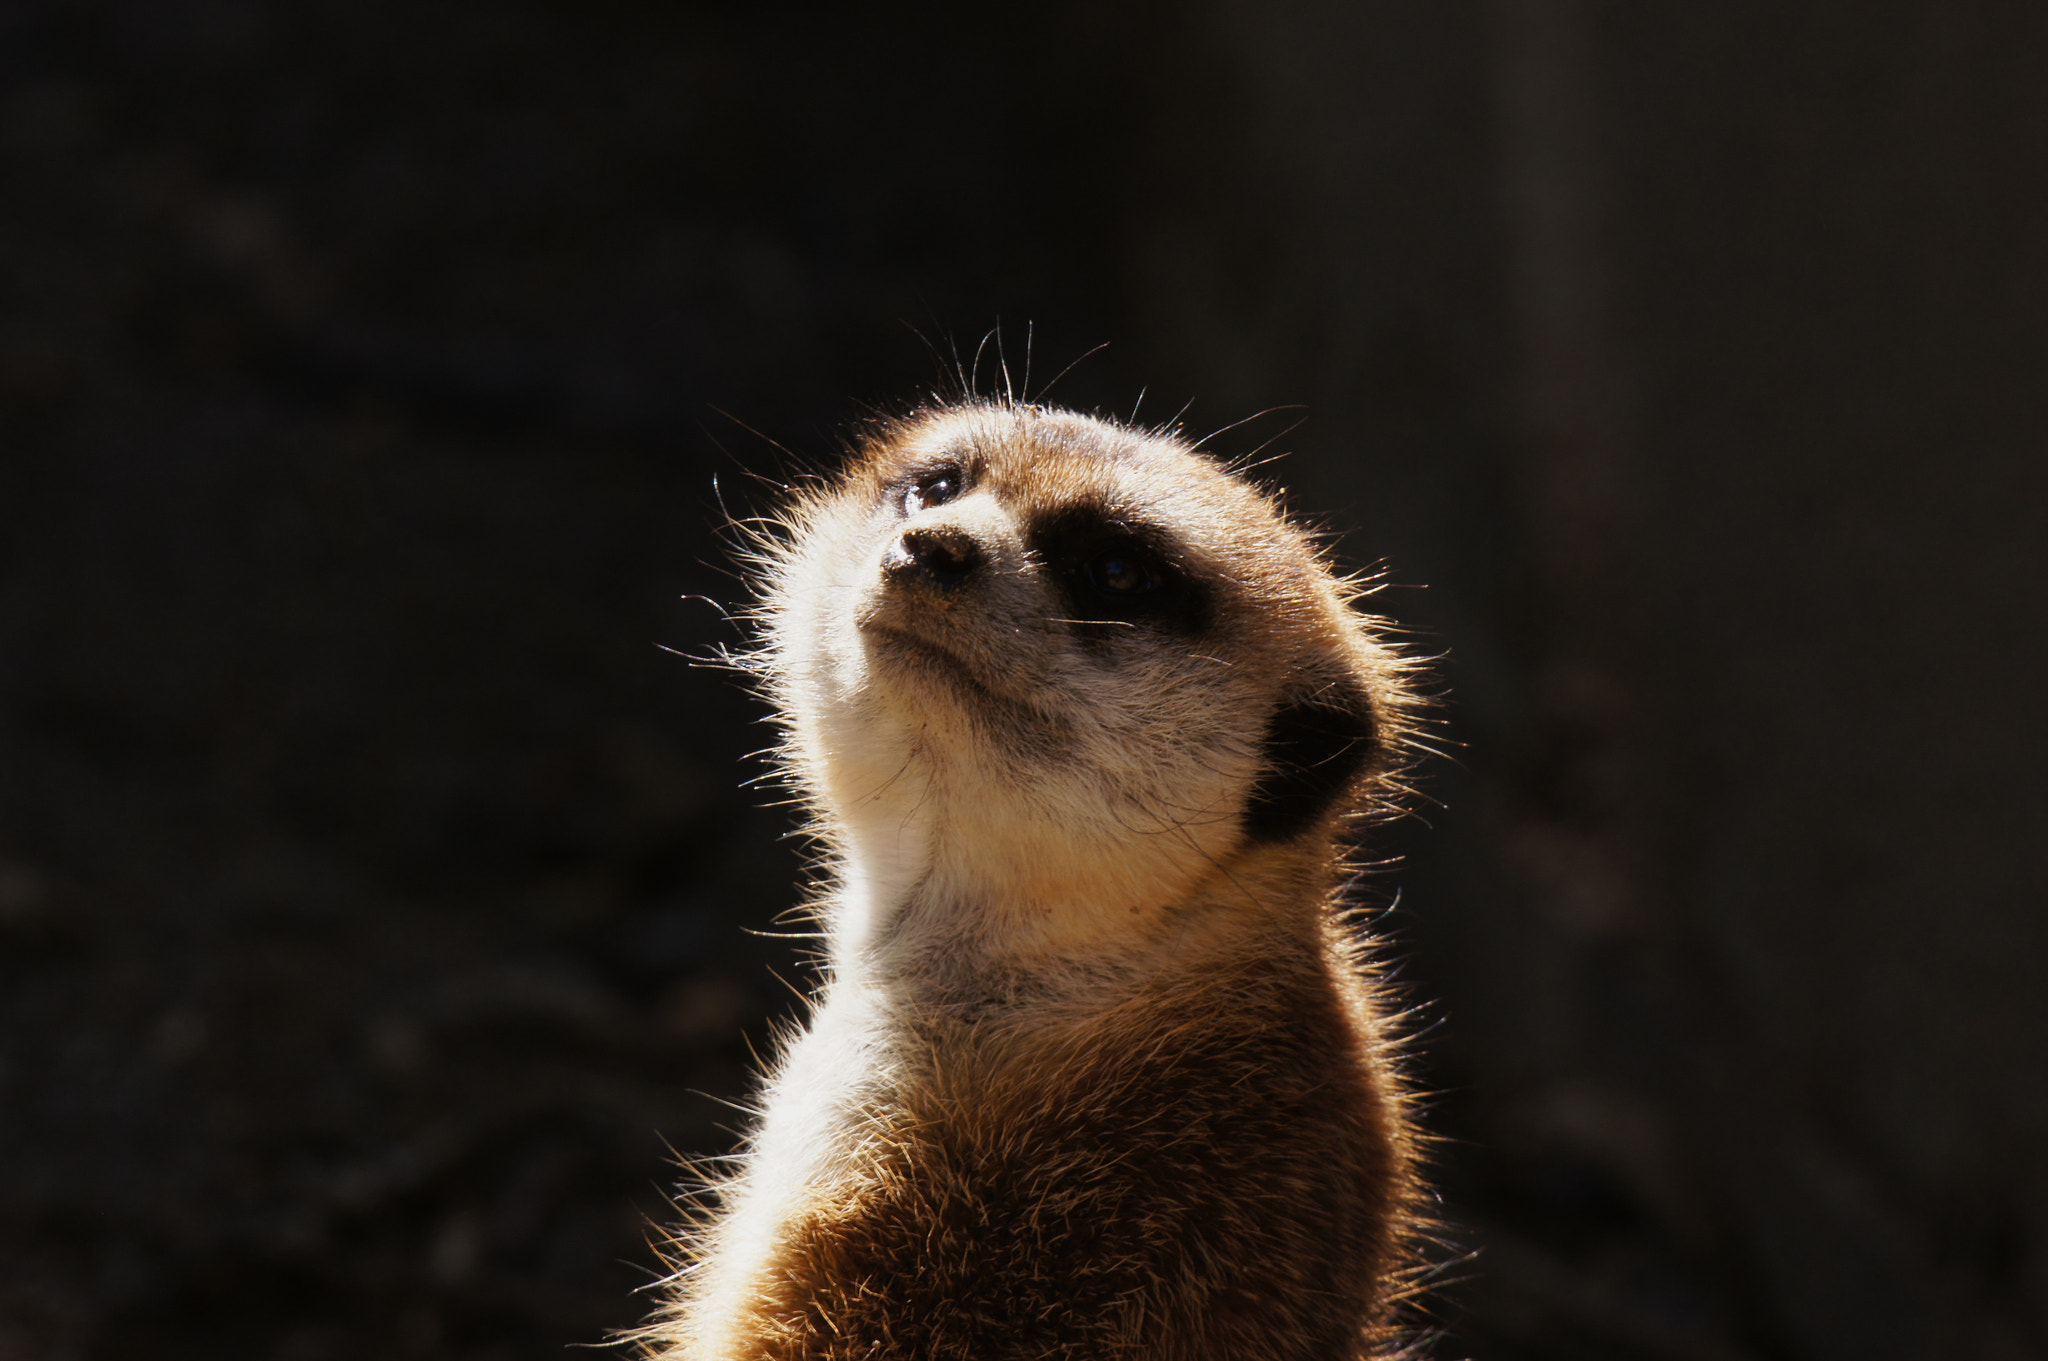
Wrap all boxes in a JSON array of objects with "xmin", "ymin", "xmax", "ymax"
[{"xmin": 646, "ymin": 400, "xmax": 1431, "ymax": 1361}]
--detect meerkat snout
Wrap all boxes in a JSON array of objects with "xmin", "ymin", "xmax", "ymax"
[
  {"xmin": 645, "ymin": 398, "xmax": 1434, "ymax": 1361},
  {"xmin": 883, "ymin": 522, "xmax": 983, "ymax": 585}
]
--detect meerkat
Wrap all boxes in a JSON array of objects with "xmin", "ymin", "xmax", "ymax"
[{"xmin": 645, "ymin": 400, "xmax": 1430, "ymax": 1361}]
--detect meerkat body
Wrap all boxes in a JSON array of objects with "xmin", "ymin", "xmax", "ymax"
[{"xmin": 650, "ymin": 402, "xmax": 1427, "ymax": 1361}]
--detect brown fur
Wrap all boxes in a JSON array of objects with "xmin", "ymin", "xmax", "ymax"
[
  {"xmin": 644, "ymin": 401, "xmax": 1432, "ymax": 1360},
  {"xmin": 723, "ymin": 942, "xmax": 1414, "ymax": 1360}
]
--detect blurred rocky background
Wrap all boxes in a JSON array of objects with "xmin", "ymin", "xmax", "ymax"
[{"xmin": 3, "ymin": 1, "xmax": 2044, "ymax": 1358}]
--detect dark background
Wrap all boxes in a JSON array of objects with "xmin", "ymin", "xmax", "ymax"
[{"xmin": 3, "ymin": 2, "xmax": 2045, "ymax": 1358}]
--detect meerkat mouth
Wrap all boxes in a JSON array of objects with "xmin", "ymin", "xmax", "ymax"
[
  {"xmin": 861, "ymin": 621, "xmax": 1070, "ymax": 737},
  {"xmin": 861, "ymin": 621, "xmax": 983, "ymax": 684}
]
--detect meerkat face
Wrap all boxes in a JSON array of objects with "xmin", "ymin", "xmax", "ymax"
[{"xmin": 764, "ymin": 403, "xmax": 1401, "ymax": 962}]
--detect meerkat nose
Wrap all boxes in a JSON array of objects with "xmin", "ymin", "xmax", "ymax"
[{"xmin": 885, "ymin": 524, "xmax": 984, "ymax": 587}]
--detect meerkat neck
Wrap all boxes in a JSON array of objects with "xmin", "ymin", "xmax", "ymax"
[{"xmin": 824, "ymin": 830, "xmax": 1330, "ymax": 1014}]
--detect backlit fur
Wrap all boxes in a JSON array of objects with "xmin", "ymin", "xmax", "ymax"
[{"xmin": 644, "ymin": 401, "xmax": 1431, "ymax": 1360}]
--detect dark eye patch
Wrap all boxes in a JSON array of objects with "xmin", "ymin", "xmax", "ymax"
[{"xmin": 1027, "ymin": 504, "xmax": 1210, "ymax": 636}]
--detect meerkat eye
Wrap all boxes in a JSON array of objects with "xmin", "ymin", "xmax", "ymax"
[
  {"xmin": 903, "ymin": 466, "xmax": 962, "ymax": 514},
  {"xmin": 1087, "ymin": 546, "xmax": 1159, "ymax": 596}
]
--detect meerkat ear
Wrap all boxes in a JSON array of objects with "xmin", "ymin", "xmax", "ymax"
[{"xmin": 1241, "ymin": 680, "xmax": 1381, "ymax": 843}]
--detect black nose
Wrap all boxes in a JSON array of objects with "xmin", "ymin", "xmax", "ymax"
[{"xmin": 885, "ymin": 524, "xmax": 983, "ymax": 587}]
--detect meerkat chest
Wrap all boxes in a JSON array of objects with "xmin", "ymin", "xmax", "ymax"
[{"xmin": 716, "ymin": 966, "xmax": 1401, "ymax": 1361}]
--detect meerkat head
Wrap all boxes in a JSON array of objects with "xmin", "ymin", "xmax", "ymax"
[{"xmin": 757, "ymin": 402, "xmax": 1414, "ymax": 967}]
